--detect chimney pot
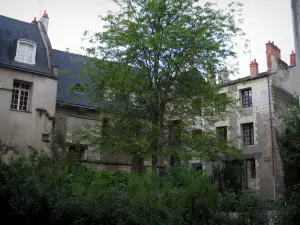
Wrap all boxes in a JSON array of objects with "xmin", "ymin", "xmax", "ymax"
[
  {"xmin": 266, "ymin": 40, "xmax": 281, "ymax": 70},
  {"xmin": 290, "ymin": 50, "xmax": 296, "ymax": 65},
  {"xmin": 250, "ymin": 58, "xmax": 259, "ymax": 77},
  {"xmin": 43, "ymin": 10, "xmax": 49, "ymax": 18},
  {"xmin": 39, "ymin": 10, "xmax": 49, "ymax": 32},
  {"xmin": 31, "ymin": 17, "xmax": 38, "ymax": 25}
]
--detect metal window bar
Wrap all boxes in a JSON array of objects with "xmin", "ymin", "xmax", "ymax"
[
  {"xmin": 242, "ymin": 89, "xmax": 252, "ymax": 108},
  {"xmin": 243, "ymin": 123, "xmax": 254, "ymax": 145}
]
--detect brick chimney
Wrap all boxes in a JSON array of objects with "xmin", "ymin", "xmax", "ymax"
[
  {"xmin": 250, "ymin": 59, "xmax": 259, "ymax": 77},
  {"xmin": 266, "ymin": 41, "xmax": 281, "ymax": 71},
  {"xmin": 39, "ymin": 10, "xmax": 49, "ymax": 33},
  {"xmin": 290, "ymin": 51, "xmax": 296, "ymax": 65},
  {"xmin": 31, "ymin": 17, "xmax": 38, "ymax": 26}
]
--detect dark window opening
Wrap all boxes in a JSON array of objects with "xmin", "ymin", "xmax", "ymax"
[
  {"xmin": 68, "ymin": 144, "xmax": 87, "ymax": 160},
  {"xmin": 241, "ymin": 88, "xmax": 252, "ymax": 108},
  {"xmin": 191, "ymin": 163, "xmax": 203, "ymax": 171},
  {"xmin": 242, "ymin": 123, "xmax": 254, "ymax": 145},
  {"xmin": 102, "ymin": 118, "xmax": 110, "ymax": 136},
  {"xmin": 248, "ymin": 158, "xmax": 256, "ymax": 178},
  {"xmin": 42, "ymin": 134, "xmax": 50, "ymax": 142},
  {"xmin": 216, "ymin": 126, "xmax": 227, "ymax": 141}
]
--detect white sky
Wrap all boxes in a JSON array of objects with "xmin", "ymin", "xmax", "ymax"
[{"xmin": 0, "ymin": 0, "xmax": 295, "ymax": 79}]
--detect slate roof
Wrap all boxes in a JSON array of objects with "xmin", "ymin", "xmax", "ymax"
[
  {"xmin": 0, "ymin": 15, "xmax": 54, "ymax": 76},
  {"xmin": 52, "ymin": 49, "xmax": 93, "ymax": 107}
]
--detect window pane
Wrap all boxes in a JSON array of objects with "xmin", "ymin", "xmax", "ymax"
[
  {"xmin": 16, "ymin": 42, "xmax": 34, "ymax": 64},
  {"xmin": 243, "ymin": 123, "xmax": 254, "ymax": 145},
  {"xmin": 242, "ymin": 89, "xmax": 252, "ymax": 108},
  {"xmin": 11, "ymin": 82, "xmax": 30, "ymax": 111}
]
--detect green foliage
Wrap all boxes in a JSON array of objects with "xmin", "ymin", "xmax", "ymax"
[
  {"xmin": 0, "ymin": 153, "xmax": 269, "ymax": 225},
  {"xmin": 276, "ymin": 103, "xmax": 300, "ymax": 224},
  {"xmin": 276, "ymin": 185, "xmax": 300, "ymax": 225},
  {"xmin": 278, "ymin": 102, "xmax": 300, "ymax": 167},
  {"xmin": 278, "ymin": 102, "xmax": 300, "ymax": 194}
]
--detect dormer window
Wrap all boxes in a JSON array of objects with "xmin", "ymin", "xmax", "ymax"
[
  {"xmin": 15, "ymin": 40, "xmax": 37, "ymax": 65},
  {"xmin": 71, "ymin": 83, "xmax": 84, "ymax": 95}
]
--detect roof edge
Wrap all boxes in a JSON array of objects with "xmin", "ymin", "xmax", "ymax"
[
  {"xmin": 220, "ymin": 71, "xmax": 277, "ymax": 87},
  {"xmin": 0, "ymin": 63, "xmax": 56, "ymax": 79}
]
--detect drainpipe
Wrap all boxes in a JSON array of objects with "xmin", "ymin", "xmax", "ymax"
[{"xmin": 267, "ymin": 74, "xmax": 276, "ymax": 201}]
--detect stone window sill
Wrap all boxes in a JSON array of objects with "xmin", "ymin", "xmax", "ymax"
[{"xmin": 10, "ymin": 109, "xmax": 32, "ymax": 113}]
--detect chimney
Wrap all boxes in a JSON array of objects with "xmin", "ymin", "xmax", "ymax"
[
  {"xmin": 31, "ymin": 17, "xmax": 38, "ymax": 26},
  {"xmin": 290, "ymin": 51, "xmax": 296, "ymax": 65},
  {"xmin": 250, "ymin": 59, "xmax": 259, "ymax": 77},
  {"xmin": 266, "ymin": 40, "xmax": 281, "ymax": 71},
  {"xmin": 39, "ymin": 10, "xmax": 49, "ymax": 33},
  {"xmin": 218, "ymin": 68, "xmax": 229, "ymax": 83}
]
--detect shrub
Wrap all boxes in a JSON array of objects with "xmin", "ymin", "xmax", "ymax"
[{"xmin": 0, "ymin": 153, "xmax": 269, "ymax": 225}]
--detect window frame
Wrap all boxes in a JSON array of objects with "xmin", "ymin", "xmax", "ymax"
[
  {"xmin": 10, "ymin": 80, "xmax": 31, "ymax": 112},
  {"xmin": 72, "ymin": 83, "xmax": 84, "ymax": 95},
  {"xmin": 14, "ymin": 39, "xmax": 37, "ymax": 65},
  {"xmin": 242, "ymin": 123, "xmax": 254, "ymax": 145},
  {"xmin": 241, "ymin": 88, "xmax": 252, "ymax": 108}
]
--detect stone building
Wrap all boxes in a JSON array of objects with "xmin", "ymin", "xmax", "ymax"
[
  {"xmin": 0, "ymin": 13, "xmax": 57, "ymax": 160},
  {"xmin": 202, "ymin": 41, "xmax": 299, "ymax": 198},
  {"xmin": 0, "ymin": 11, "xmax": 299, "ymax": 198}
]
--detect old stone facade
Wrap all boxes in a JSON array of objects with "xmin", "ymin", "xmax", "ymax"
[{"xmin": 202, "ymin": 42, "xmax": 300, "ymax": 198}]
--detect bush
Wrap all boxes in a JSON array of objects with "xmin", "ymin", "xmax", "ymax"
[{"xmin": 0, "ymin": 153, "xmax": 269, "ymax": 225}]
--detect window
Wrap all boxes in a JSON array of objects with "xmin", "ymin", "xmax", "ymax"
[
  {"xmin": 15, "ymin": 40, "xmax": 36, "ymax": 65},
  {"xmin": 11, "ymin": 81, "xmax": 31, "ymax": 111},
  {"xmin": 169, "ymin": 120, "xmax": 182, "ymax": 144},
  {"xmin": 102, "ymin": 118, "xmax": 110, "ymax": 137},
  {"xmin": 248, "ymin": 159, "xmax": 256, "ymax": 178},
  {"xmin": 216, "ymin": 126, "xmax": 227, "ymax": 141},
  {"xmin": 242, "ymin": 123, "xmax": 254, "ymax": 145},
  {"xmin": 191, "ymin": 163, "xmax": 203, "ymax": 171},
  {"xmin": 68, "ymin": 144, "xmax": 87, "ymax": 160},
  {"xmin": 42, "ymin": 134, "xmax": 50, "ymax": 142},
  {"xmin": 72, "ymin": 83, "xmax": 84, "ymax": 95},
  {"xmin": 241, "ymin": 88, "xmax": 252, "ymax": 108}
]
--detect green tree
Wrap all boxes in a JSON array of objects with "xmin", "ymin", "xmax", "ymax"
[
  {"xmin": 81, "ymin": 0, "xmax": 243, "ymax": 172},
  {"xmin": 278, "ymin": 101, "xmax": 300, "ymax": 195}
]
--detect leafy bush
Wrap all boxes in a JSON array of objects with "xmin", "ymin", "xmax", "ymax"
[{"xmin": 0, "ymin": 152, "xmax": 269, "ymax": 225}]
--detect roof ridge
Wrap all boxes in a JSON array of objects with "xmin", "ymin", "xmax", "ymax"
[
  {"xmin": 0, "ymin": 14, "xmax": 37, "ymax": 27},
  {"xmin": 53, "ymin": 48, "xmax": 88, "ymax": 58}
]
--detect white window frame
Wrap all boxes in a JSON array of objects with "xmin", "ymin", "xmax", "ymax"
[
  {"xmin": 14, "ymin": 39, "xmax": 37, "ymax": 65},
  {"xmin": 10, "ymin": 81, "xmax": 31, "ymax": 112}
]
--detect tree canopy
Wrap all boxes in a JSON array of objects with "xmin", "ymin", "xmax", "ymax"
[{"xmin": 79, "ymin": 0, "xmax": 244, "ymax": 171}]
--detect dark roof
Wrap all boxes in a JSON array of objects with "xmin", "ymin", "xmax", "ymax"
[
  {"xmin": 52, "ymin": 49, "xmax": 92, "ymax": 107},
  {"xmin": 0, "ymin": 15, "xmax": 54, "ymax": 76}
]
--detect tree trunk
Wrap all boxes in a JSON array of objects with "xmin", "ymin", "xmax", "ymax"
[
  {"xmin": 131, "ymin": 154, "xmax": 146, "ymax": 174},
  {"xmin": 152, "ymin": 154, "xmax": 158, "ymax": 171}
]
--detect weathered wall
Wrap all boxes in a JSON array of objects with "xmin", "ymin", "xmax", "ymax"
[
  {"xmin": 0, "ymin": 67, "xmax": 57, "ymax": 159},
  {"xmin": 55, "ymin": 105, "xmax": 133, "ymax": 166},
  {"xmin": 210, "ymin": 76, "xmax": 278, "ymax": 197},
  {"xmin": 55, "ymin": 105, "xmax": 168, "ymax": 170}
]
